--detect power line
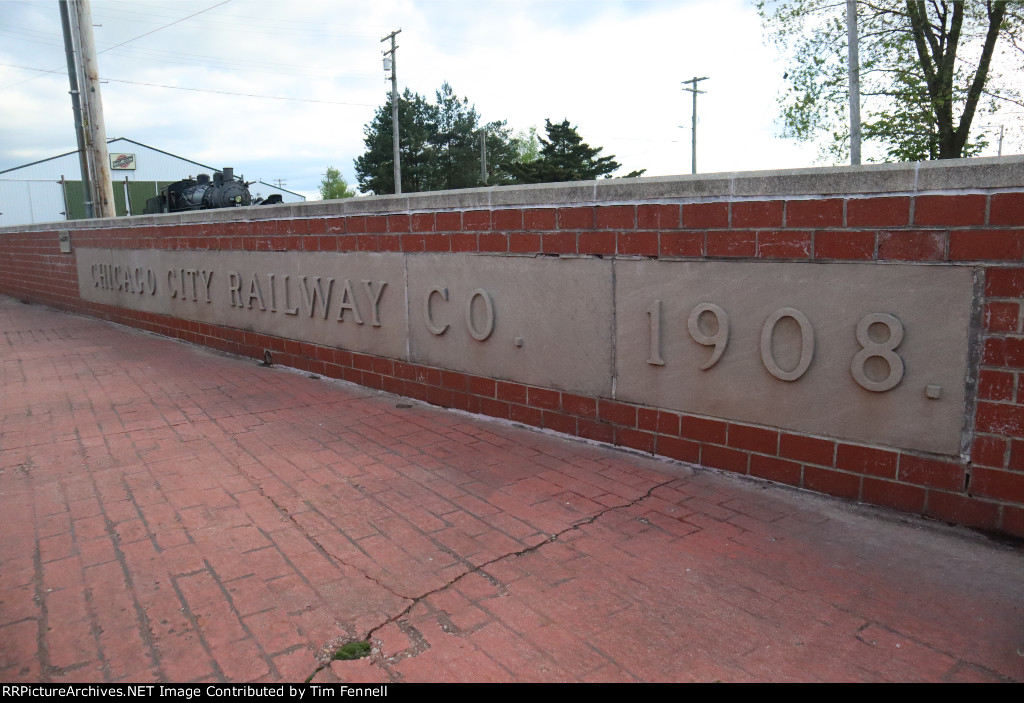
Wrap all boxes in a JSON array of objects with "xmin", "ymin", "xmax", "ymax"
[
  {"xmin": 103, "ymin": 76, "xmax": 378, "ymax": 107},
  {"xmin": 0, "ymin": 63, "xmax": 67, "ymax": 77},
  {"xmin": 0, "ymin": 26, "xmax": 375, "ymax": 81},
  {"xmin": 99, "ymin": 0, "xmax": 234, "ymax": 54},
  {"xmin": 0, "ymin": 63, "xmax": 378, "ymax": 106},
  {"xmin": 93, "ymin": 0, "xmax": 391, "ymax": 38},
  {"xmin": 0, "ymin": 0, "xmax": 233, "ymax": 92},
  {"xmin": 594, "ymin": 136, "xmax": 685, "ymax": 144}
]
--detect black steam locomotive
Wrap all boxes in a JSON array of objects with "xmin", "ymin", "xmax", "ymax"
[{"xmin": 143, "ymin": 167, "xmax": 282, "ymax": 214}]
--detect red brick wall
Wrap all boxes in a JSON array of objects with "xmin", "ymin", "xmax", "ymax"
[{"xmin": 4, "ymin": 184, "xmax": 1024, "ymax": 537}]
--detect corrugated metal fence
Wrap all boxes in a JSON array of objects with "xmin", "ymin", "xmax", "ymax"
[{"xmin": 0, "ymin": 178, "xmax": 173, "ymax": 225}]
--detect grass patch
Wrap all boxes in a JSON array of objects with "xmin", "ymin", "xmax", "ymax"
[{"xmin": 332, "ymin": 641, "xmax": 372, "ymax": 661}]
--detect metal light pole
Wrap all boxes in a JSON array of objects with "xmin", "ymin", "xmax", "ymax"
[
  {"xmin": 480, "ymin": 130, "xmax": 487, "ymax": 184},
  {"xmin": 382, "ymin": 29, "xmax": 402, "ymax": 195},
  {"xmin": 981, "ymin": 124, "xmax": 1006, "ymax": 156},
  {"xmin": 847, "ymin": 0, "xmax": 862, "ymax": 165}
]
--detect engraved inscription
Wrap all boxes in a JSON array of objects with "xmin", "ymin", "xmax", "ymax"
[
  {"xmin": 225, "ymin": 272, "xmax": 385, "ymax": 324},
  {"xmin": 425, "ymin": 286, "xmax": 449, "ymax": 335},
  {"xmin": 668, "ymin": 302, "xmax": 900, "ymax": 387},
  {"xmin": 851, "ymin": 313, "xmax": 905, "ymax": 392},
  {"xmin": 362, "ymin": 281, "xmax": 386, "ymax": 327},
  {"xmin": 760, "ymin": 307, "xmax": 814, "ymax": 382},
  {"xmin": 167, "ymin": 268, "xmax": 212, "ymax": 302},
  {"xmin": 78, "ymin": 250, "xmax": 407, "ymax": 360},
  {"xmin": 92, "ymin": 263, "xmax": 158, "ymax": 296},
  {"xmin": 615, "ymin": 260, "xmax": 973, "ymax": 455},
  {"xmin": 687, "ymin": 303, "xmax": 729, "ymax": 370},
  {"xmin": 281, "ymin": 275, "xmax": 300, "ymax": 315},
  {"xmin": 407, "ymin": 254, "xmax": 612, "ymax": 397},
  {"xmin": 465, "ymin": 289, "xmax": 495, "ymax": 341},
  {"xmin": 76, "ymin": 251, "xmax": 973, "ymax": 457},
  {"xmin": 424, "ymin": 286, "xmax": 496, "ymax": 341},
  {"xmin": 646, "ymin": 300, "xmax": 665, "ymax": 366},
  {"xmin": 337, "ymin": 279, "xmax": 362, "ymax": 324}
]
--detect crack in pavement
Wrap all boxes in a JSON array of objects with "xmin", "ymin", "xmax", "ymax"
[
  {"xmin": 253, "ymin": 480, "xmax": 415, "ymax": 606},
  {"xmin": 301, "ymin": 476, "xmax": 677, "ymax": 683},
  {"xmin": 213, "ymin": 383, "xmax": 685, "ymax": 682}
]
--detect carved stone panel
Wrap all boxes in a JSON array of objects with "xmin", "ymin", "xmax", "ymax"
[
  {"xmin": 76, "ymin": 249, "xmax": 408, "ymax": 358},
  {"xmin": 407, "ymin": 254, "xmax": 613, "ymax": 396},
  {"xmin": 76, "ymin": 248, "xmax": 977, "ymax": 455},
  {"xmin": 614, "ymin": 260, "xmax": 975, "ymax": 455}
]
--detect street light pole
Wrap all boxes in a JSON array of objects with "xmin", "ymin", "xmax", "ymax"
[
  {"xmin": 847, "ymin": 0, "xmax": 862, "ymax": 165},
  {"xmin": 480, "ymin": 130, "xmax": 487, "ymax": 185}
]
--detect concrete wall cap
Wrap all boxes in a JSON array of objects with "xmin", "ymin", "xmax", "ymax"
[{"xmin": 2, "ymin": 155, "xmax": 1021, "ymax": 233}]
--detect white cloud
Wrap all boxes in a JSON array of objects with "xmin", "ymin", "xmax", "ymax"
[{"xmin": 0, "ymin": 0, "xmax": 830, "ymax": 197}]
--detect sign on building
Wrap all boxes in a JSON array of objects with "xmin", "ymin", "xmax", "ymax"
[{"xmin": 110, "ymin": 153, "xmax": 137, "ymax": 170}]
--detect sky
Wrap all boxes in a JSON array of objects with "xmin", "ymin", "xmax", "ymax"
[{"xmin": 0, "ymin": 0, "xmax": 1016, "ymax": 200}]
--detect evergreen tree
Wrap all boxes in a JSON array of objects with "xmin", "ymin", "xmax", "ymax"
[
  {"xmin": 429, "ymin": 83, "xmax": 485, "ymax": 190},
  {"xmin": 483, "ymin": 120, "xmax": 528, "ymax": 186},
  {"xmin": 354, "ymin": 90, "xmax": 629, "ymax": 193},
  {"xmin": 509, "ymin": 119, "xmax": 621, "ymax": 184},
  {"xmin": 355, "ymin": 83, "xmax": 528, "ymax": 194},
  {"xmin": 354, "ymin": 89, "xmax": 438, "ymax": 195}
]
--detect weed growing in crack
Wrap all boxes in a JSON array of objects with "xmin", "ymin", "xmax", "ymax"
[{"xmin": 332, "ymin": 641, "xmax": 372, "ymax": 661}]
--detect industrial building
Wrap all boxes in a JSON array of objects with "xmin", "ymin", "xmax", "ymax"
[{"xmin": 0, "ymin": 137, "xmax": 304, "ymax": 226}]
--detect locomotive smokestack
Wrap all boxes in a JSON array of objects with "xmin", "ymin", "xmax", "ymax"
[{"xmin": 222, "ymin": 167, "xmax": 234, "ymax": 181}]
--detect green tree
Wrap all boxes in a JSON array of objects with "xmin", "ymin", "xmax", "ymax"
[
  {"xmin": 509, "ymin": 119, "xmax": 622, "ymax": 183},
  {"xmin": 318, "ymin": 167, "xmax": 355, "ymax": 200},
  {"xmin": 354, "ymin": 83, "xmax": 529, "ymax": 194},
  {"xmin": 354, "ymin": 89, "xmax": 438, "ymax": 195},
  {"xmin": 513, "ymin": 126, "xmax": 541, "ymax": 163},
  {"xmin": 483, "ymin": 120, "xmax": 530, "ymax": 186},
  {"xmin": 429, "ymin": 82, "xmax": 485, "ymax": 190},
  {"xmin": 758, "ymin": 1, "xmax": 1023, "ymax": 162}
]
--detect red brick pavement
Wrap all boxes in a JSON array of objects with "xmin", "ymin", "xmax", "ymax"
[{"xmin": 0, "ymin": 295, "xmax": 1021, "ymax": 683}]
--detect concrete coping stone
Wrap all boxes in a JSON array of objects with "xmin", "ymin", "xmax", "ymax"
[{"xmin": 3, "ymin": 155, "xmax": 1022, "ymax": 233}]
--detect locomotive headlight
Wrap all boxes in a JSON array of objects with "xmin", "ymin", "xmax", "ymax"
[{"xmin": 235, "ymin": 195, "xmax": 242, "ymax": 203}]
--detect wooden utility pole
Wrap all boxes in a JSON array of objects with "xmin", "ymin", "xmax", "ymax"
[
  {"xmin": 58, "ymin": 0, "xmax": 93, "ymax": 218},
  {"xmin": 847, "ymin": 0, "xmax": 862, "ymax": 165},
  {"xmin": 62, "ymin": 0, "xmax": 115, "ymax": 218},
  {"xmin": 382, "ymin": 29, "xmax": 402, "ymax": 195},
  {"xmin": 682, "ymin": 76, "xmax": 708, "ymax": 174}
]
